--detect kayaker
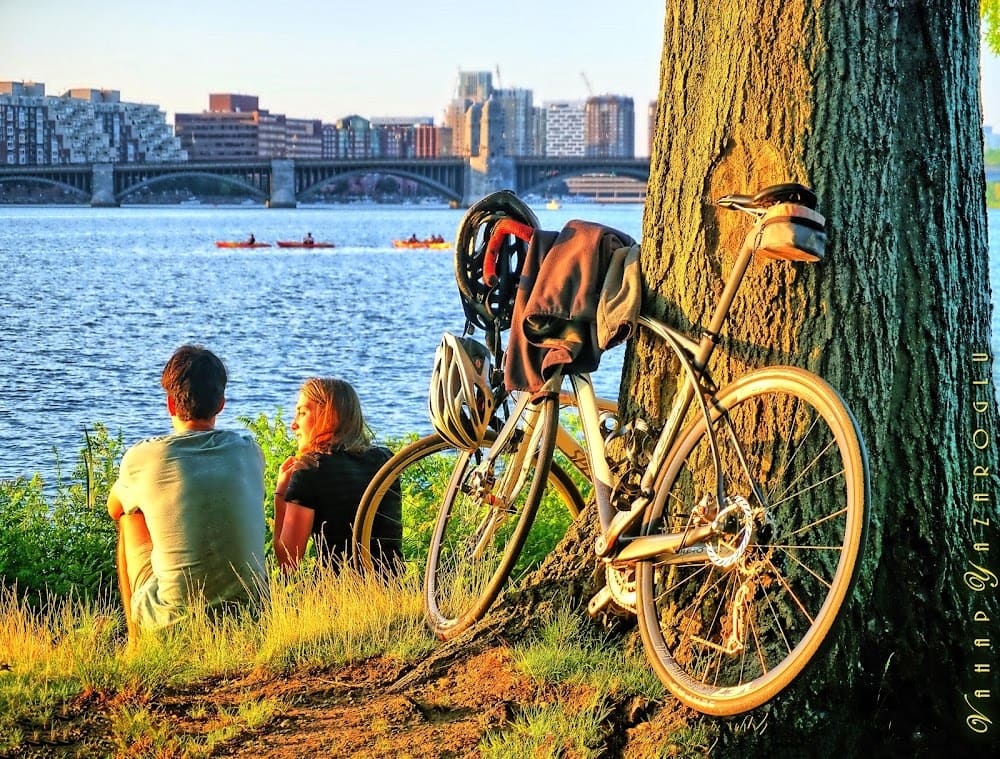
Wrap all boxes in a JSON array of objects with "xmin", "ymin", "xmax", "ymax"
[
  {"xmin": 407, "ymin": 233, "xmax": 419, "ymax": 243},
  {"xmin": 303, "ymin": 232, "xmax": 314, "ymax": 245},
  {"xmin": 246, "ymin": 233, "xmax": 256, "ymax": 245},
  {"xmin": 273, "ymin": 377, "xmax": 400, "ymax": 576}
]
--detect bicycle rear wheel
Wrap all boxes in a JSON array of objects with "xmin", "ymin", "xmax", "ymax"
[
  {"xmin": 352, "ymin": 432, "xmax": 585, "ymax": 578},
  {"xmin": 424, "ymin": 393, "xmax": 560, "ymax": 639},
  {"xmin": 636, "ymin": 366, "xmax": 869, "ymax": 716}
]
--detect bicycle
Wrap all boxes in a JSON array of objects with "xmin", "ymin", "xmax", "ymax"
[{"xmin": 358, "ymin": 184, "xmax": 869, "ymax": 716}]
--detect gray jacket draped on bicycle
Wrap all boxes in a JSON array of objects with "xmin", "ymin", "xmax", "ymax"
[{"xmin": 505, "ymin": 219, "xmax": 641, "ymax": 393}]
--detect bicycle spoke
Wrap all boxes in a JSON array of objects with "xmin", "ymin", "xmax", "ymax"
[
  {"xmin": 424, "ymin": 394, "xmax": 561, "ymax": 638},
  {"xmin": 637, "ymin": 369, "xmax": 867, "ymax": 715}
]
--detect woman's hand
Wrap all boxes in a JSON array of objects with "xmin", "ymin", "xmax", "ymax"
[{"xmin": 275, "ymin": 455, "xmax": 301, "ymax": 498}]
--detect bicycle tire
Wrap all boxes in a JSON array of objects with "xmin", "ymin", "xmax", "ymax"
[
  {"xmin": 424, "ymin": 393, "xmax": 561, "ymax": 639},
  {"xmin": 352, "ymin": 431, "xmax": 586, "ymax": 577},
  {"xmin": 635, "ymin": 366, "xmax": 869, "ymax": 716}
]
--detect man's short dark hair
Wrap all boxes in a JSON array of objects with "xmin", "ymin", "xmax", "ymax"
[{"xmin": 160, "ymin": 345, "xmax": 227, "ymax": 421}]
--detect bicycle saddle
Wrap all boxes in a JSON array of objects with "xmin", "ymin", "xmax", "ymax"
[{"xmin": 718, "ymin": 183, "xmax": 818, "ymax": 210}]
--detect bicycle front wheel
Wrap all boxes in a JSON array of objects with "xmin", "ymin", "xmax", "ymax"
[
  {"xmin": 425, "ymin": 393, "xmax": 560, "ymax": 639},
  {"xmin": 352, "ymin": 432, "xmax": 585, "ymax": 579},
  {"xmin": 636, "ymin": 366, "xmax": 869, "ymax": 716}
]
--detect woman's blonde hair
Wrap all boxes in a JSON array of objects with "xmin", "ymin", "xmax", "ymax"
[{"xmin": 297, "ymin": 377, "xmax": 370, "ymax": 456}]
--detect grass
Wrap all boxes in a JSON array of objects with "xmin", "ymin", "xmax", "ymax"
[
  {"xmin": 0, "ymin": 565, "xmax": 435, "ymax": 755},
  {"xmin": 479, "ymin": 696, "xmax": 610, "ymax": 759},
  {"xmin": 0, "ymin": 418, "xmax": 694, "ymax": 755},
  {"xmin": 511, "ymin": 605, "xmax": 665, "ymax": 702},
  {"xmin": 476, "ymin": 606, "xmax": 672, "ymax": 757}
]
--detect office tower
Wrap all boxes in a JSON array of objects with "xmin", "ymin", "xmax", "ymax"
[
  {"xmin": 456, "ymin": 71, "xmax": 493, "ymax": 103},
  {"xmin": 176, "ymin": 94, "xmax": 323, "ymax": 160},
  {"xmin": 492, "ymin": 88, "xmax": 534, "ymax": 156}
]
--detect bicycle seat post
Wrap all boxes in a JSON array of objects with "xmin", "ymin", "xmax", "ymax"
[{"xmin": 696, "ymin": 230, "xmax": 759, "ymax": 370}]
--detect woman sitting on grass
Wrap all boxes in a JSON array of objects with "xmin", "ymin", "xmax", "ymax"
[{"xmin": 273, "ymin": 377, "xmax": 400, "ymax": 575}]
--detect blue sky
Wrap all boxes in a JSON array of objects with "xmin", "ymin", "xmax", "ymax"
[{"xmin": 2, "ymin": 0, "xmax": 998, "ymax": 151}]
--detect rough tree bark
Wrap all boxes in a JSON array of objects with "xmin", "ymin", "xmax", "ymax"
[
  {"xmin": 626, "ymin": 1, "xmax": 997, "ymax": 754},
  {"xmin": 399, "ymin": 2, "xmax": 999, "ymax": 755}
]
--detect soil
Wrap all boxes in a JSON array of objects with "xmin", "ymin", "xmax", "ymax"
[{"xmin": 11, "ymin": 645, "xmax": 699, "ymax": 758}]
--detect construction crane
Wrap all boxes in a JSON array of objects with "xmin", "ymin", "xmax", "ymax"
[
  {"xmin": 495, "ymin": 64, "xmax": 502, "ymax": 89},
  {"xmin": 580, "ymin": 71, "xmax": 594, "ymax": 97}
]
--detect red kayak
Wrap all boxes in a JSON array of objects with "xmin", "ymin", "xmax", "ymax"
[
  {"xmin": 215, "ymin": 241, "xmax": 271, "ymax": 248},
  {"xmin": 276, "ymin": 240, "xmax": 335, "ymax": 248}
]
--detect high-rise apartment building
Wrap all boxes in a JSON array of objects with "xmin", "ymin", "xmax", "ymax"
[
  {"xmin": 584, "ymin": 95, "xmax": 635, "ymax": 158},
  {"xmin": 370, "ymin": 117, "xmax": 435, "ymax": 158},
  {"xmin": 492, "ymin": 88, "xmax": 534, "ymax": 156},
  {"xmin": 544, "ymin": 100, "xmax": 586, "ymax": 156},
  {"xmin": 285, "ymin": 118, "xmax": 323, "ymax": 159},
  {"xmin": 414, "ymin": 122, "xmax": 441, "ymax": 157},
  {"xmin": 443, "ymin": 70, "xmax": 497, "ymax": 157},
  {"xmin": 0, "ymin": 80, "xmax": 185, "ymax": 165},
  {"xmin": 332, "ymin": 115, "xmax": 374, "ymax": 159},
  {"xmin": 456, "ymin": 71, "xmax": 493, "ymax": 103},
  {"xmin": 479, "ymin": 98, "xmax": 505, "ymax": 159}
]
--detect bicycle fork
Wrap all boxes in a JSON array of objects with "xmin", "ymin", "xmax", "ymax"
[{"xmin": 463, "ymin": 393, "xmax": 549, "ymax": 560}]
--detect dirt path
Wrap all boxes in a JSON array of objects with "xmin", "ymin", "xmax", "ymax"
[
  {"xmin": 215, "ymin": 649, "xmax": 537, "ymax": 758},
  {"xmin": 15, "ymin": 645, "xmax": 697, "ymax": 758}
]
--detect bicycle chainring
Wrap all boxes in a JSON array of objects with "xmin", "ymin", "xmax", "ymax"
[{"xmin": 605, "ymin": 564, "xmax": 637, "ymax": 615}]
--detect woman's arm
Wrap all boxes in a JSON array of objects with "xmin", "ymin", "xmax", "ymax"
[
  {"xmin": 273, "ymin": 455, "xmax": 301, "ymax": 539},
  {"xmin": 275, "ymin": 500, "xmax": 315, "ymax": 573}
]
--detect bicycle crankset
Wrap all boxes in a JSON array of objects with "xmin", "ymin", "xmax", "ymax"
[{"xmin": 585, "ymin": 564, "xmax": 638, "ymax": 618}]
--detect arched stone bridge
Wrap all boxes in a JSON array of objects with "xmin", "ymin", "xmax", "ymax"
[{"xmin": 0, "ymin": 156, "xmax": 650, "ymax": 208}]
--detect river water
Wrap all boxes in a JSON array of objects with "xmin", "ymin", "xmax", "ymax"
[
  {"xmin": 0, "ymin": 202, "xmax": 641, "ymax": 483},
  {"xmin": 0, "ymin": 203, "xmax": 997, "ymax": 483}
]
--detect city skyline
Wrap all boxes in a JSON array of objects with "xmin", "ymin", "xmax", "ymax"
[
  {"xmin": 3, "ymin": 0, "xmax": 998, "ymax": 156},
  {"xmin": 1, "ymin": 1, "xmax": 664, "ymax": 152}
]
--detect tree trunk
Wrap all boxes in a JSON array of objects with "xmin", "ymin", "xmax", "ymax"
[
  {"xmin": 399, "ymin": 3, "xmax": 998, "ymax": 754},
  {"xmin": 624, "ymin": 0, "xmax": 998, "ymax": 754}
]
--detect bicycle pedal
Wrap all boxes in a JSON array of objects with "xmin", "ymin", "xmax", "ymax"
[{"xmin": 586, "ymin": 585, "xmax": 614, "ymax": 617}]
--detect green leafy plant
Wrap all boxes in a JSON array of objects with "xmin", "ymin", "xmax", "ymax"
[{"xmin": 0, "ymin": 424, "xmax": 121, "ymax": 605}]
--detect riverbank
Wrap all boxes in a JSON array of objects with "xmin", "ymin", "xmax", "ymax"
[{"xmin": 0, "ymin": 558, "xmax": 700, "ymax": 758}]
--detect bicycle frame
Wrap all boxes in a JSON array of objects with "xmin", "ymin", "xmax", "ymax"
[
  {"xmin": 473, "ymin": 194, "xmax": 813, "ymax": 568},
  {"xmin": 554, "ymin": 215, "xmax": 771, "ymax": 563}
]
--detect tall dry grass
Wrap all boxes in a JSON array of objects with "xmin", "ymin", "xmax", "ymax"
[{"xmin": 0, "ymin": 563, "xmax": 433, "ymax": 754}]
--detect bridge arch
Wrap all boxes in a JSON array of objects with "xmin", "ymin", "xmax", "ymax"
[
  {"xmin": 116, "ymin": 170, "xmax": 268, "ymax": 203},
  {"xmin": 296, "ymin": 166, "xmax": 461, "ymax": 202},
  {"xmin": 0, "ymin": 173, "xmax": 91, "ymax": 201}
]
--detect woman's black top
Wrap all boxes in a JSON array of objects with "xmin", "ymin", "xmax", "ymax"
[{"xmin": 285, "ymin": 446, "xmax": 401, "ymax": 571}]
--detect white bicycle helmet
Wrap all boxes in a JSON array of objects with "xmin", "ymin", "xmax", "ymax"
[{"xmin": 428, "ymin": 332, "xmax": 495, "ymax": 450}]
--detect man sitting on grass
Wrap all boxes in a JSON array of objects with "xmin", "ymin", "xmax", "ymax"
[{"xmin": 107, "ymin": 344, "xmax": 267, "ymax": 641}]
